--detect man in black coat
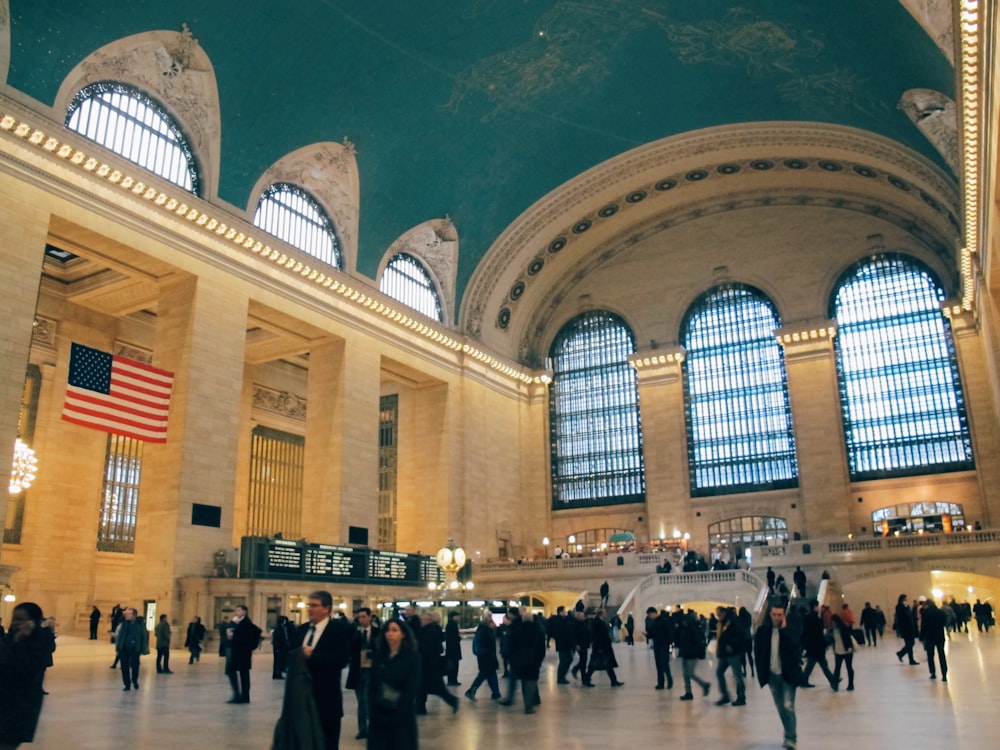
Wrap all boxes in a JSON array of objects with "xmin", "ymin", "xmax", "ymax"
[
  {"xmin": 550, "ymin": 606, "xmax": 575, "ymax": 684},
  {"xmin": 919, "ymin": 599, "xmax": 948, "ymax": 681},
  {"xmin": 755, "ymin": 600, "xmax": 803, "ymax": 750},
  {"xmin": 569, "ymin": 609, "xmax": 591, "ymax": 679},
  {"xmin": 647, "ymin": 607, "xmax": 675, "ymax": 690},
  {"xmin": 344, "ymin": 607, "xmax": 378, "ymax": 741},
  {"xmin": 226, "ymin": 605, "xmax": 262, "ymax": 704},
  {"xmin": 799, "ymin": 599, "xmax": 838, "ymax": 689},
  {"xmin": 295, "ymin": 591, "xmax": 352, "ymax": 750}
]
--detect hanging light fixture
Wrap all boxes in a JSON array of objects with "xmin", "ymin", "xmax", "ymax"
[{"xmin": 9, "ymin": 438, "xmax": 38, "ymax": 494}]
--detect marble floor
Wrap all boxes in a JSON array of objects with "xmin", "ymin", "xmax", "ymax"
[{"xmin": 32, "ymin": 627, "xmax": 998, "ymax": 749}]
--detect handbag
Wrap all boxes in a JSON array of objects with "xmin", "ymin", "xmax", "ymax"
[
  {"xmin": 852, "ymin": 628, "xmax": 865, "ymax": 645},
  {"xmin": 376, "ymin": 681, "xmax": 402, "ymax": 710}
]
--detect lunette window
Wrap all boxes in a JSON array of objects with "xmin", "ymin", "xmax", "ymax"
[
  {"xmin": 66, "ymin": 81, "xmax": 200, "ymax": 195},
  {"xmin": 379, "ymin": 253, "xmax": 443, "ymax": 322},
  {"xmin": 253, "ymin": 183, "xmax": 342, "ymax": 269}
]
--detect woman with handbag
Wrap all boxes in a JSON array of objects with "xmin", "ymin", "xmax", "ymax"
[
  {"xmin": 367, "ymin": 620, "xmax": 421, "ymax": 750},
  {"xmin": 583, "ymin": 609, "xmax": 624, "ymax": 688}
]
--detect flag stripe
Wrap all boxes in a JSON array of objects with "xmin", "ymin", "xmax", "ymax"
[{"xmin": 61, "ymin": 342, "xmax": 174, "ymax": 442}]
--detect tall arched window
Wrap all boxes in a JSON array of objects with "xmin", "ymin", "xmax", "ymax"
[
  {"xmin": 66, "ymin": 81, "xmax": 200, "ymax": 195},
  {"xmin": 682, "ymin": 284, "xmax": 798, "ymax": 496},
  {"xmin": 832, "ymin": 254, "xmax": 973, "ymax": 479},
  {"xmin": 253, "ymin": 183, "xmax": 342, "ymax": 269},
  {"xmin": 548, "ymin": 311, "xmax": 645, "ymax": 508},
  {"xmin": 379, "ymin": 253, "xmax": 443, "ymax": 322}
]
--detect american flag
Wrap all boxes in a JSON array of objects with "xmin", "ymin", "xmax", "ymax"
[{"xmin": 62, "ymin": 342, "xmax": 174, "ymax": 443}]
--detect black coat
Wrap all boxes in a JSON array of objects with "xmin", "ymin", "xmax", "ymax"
[
  {"xmin": 472, "ymin": 623, "xmax": 499, "ymax": 670},
  {"xmin": 754, "ymin": 623, "xmax": 803, "ymax": 687},
  {"xmin": 648, "ymin": 612, "xmax": 674, "ymax": 649},
  {"xmin": 800, "ymin": 611, "xmax": 829, "ymax": 658},
  {"xmin": 509, "ymin": 618, "xmax": 546, "ymax": 680},
  {"xmin": 295, "ymin": 618, "xmax": 352, "ymax": 718},
  {"xmin": 345, "ymin": 624, "xmax": 379, "ymax": 691},
  {"xmin": 588, "ymin": 617, "xmax": 619, "ymax": 669},
  {"xmin": 0, "ymin": 628, "xmax": 47, "ymax": 744},
  {"xmin": 367, "ymin": 648, "xmax": 421, "ymax": 750},
  {"xmin": 228, "ymin": 616, "xmax": 261, "ymax": 672},
  {"xmin": 445, "ymin": 619, "xmax": 462, "ymax": 662}
]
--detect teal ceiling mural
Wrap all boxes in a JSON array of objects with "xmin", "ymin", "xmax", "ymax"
[{"xmin": 7, "ymin": 1, "xmax": 954, "ymax": 309}]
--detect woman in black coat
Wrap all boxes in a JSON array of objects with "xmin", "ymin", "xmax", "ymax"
[
  {"xmin": 367, "ymin": 620, "xmax": 422, "ymax": 750},
  {"xmin": 894, "ymin": 594, "xmax": 920, "ymax": 665},
  {"xmin": 0, "ymin": 602, "xmax": 48, "ymax": 748},
  {"xmin": 584, "ymin": 609, "xmax": 624, "ymax": 687}
]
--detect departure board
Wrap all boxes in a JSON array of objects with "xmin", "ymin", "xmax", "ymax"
[{"xmin": 240, "ymin": 537, "xmax": 446, "ymax": 587}]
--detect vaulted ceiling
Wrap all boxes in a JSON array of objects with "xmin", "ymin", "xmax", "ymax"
[{"xmin": 7, "ymin": 2, "xmax": 956, "ymax": 313}]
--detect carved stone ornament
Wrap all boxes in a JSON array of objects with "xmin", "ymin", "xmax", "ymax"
[{"xmin": 253, "ymin": 384, "xmax": 307, "ymax": 421}]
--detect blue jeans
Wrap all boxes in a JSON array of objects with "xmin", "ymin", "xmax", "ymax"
[
  {"xmin": 766, "ymin": 671, "xmax": 797, "ymax": 745},
  {"xmin": 716, "ymin": 654, "xmax": 745, "ymax": 700}
]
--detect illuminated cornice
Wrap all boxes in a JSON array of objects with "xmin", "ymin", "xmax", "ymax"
[
  {"xmin": 0, "ymin": 111, "xmax": 548, "ymax": 386},
  {"xmin": 958, "ymin": 0, "xmax": 980, "ymax": 310}
]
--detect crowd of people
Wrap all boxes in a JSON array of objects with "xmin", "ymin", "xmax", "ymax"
[{"xmin": 2, "ymin": 584, "xmax": 995, "ymax": 750}]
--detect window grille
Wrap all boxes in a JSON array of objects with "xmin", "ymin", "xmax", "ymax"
[
  {"xmin": 548, "ymin": 311, "xmax": 645, "ymax": 508},
  {"xmin": 377, "ymin": 395, "xmax": 399, "ymax": 550},
  {"xmin": 97, "ymin": 434, "xmax": 143, "ymax": 553},
  {"xmin": 379, "ymin": 253, "xmax": 443, "ymax": 322},
  {"xmin": 708, "ymin": 515, "xmax": 788, "ymax": 564},
  {"xmin": 66, "ymin": 81, "xmax": 200, "ymax": 194},
  {"xmin": 253, "ymin": 183, "xmax": 342, "ymax": 269},
  {"xmin": 832, "ymin": 254, "xmax": 973, "ymax": 480},
  {"xmin": 248, "ymin": 425, "xmax": 304, "ymax": 538},
  {"xmin": 683, "ymin": 285, "xmax": 798, "ymax": 496}
]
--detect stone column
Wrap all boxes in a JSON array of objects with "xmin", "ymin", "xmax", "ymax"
[
  {"xmin": 629, "ymin": 347, "xmax": 690, "ymax": 543},
  {"xmin": 777, "ymin": 320, "xmax": 851, "ymax": 537},
  {"xmin": 947, "ymin": 306, "xmax": 1000, "ymax": 527},
  {"xmin": 304, "ymin": 335, "xmax": 381, "ymax": 545},
  {"xmin": 0, "ymin": 197, "xmax": 48, "ymax": 560},
  {"xmin": 136, "ymin": 275, "xmax": 249, "ymax": 619}
]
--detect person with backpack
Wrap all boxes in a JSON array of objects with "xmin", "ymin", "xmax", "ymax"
[{"xmin": 464, "ymin": 613, "xmax": 501, "ymax": 701}]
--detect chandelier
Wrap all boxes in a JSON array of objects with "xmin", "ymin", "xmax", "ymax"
[{"xmin": 9, "ymin": 438, "xmax": 38, "ymax": 494}]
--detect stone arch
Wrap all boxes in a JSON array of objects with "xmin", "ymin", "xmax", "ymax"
[
  {"xmin": 53, "ymin": 24, "xmax": 222, "ymax": 199},
  {"xmin": 248, "ymin": 140, "xmax": 360, "ymax": 275},
  {"xmin": 378, "ymin": 219, "xmax": 459, "ymax": 327}
]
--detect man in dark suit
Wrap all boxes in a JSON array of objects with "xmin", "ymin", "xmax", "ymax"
[
  {"xmin": 345, "ymin": 607, "xmax": 379, "ymax": 740},
  {"xmin": 295, "ymin": 590, "xmax": 352, "ymax": 750},
  {"xmin": 226, "ymin": 605, "xmax": 261, "ymax": 704},
  {"xmin": 755, "ymin": 599, "xmax": 803, "ymax": 750}
]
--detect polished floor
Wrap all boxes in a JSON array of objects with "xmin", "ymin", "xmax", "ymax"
[{"xmin": 33, "ymin": 627, "xmax": 998, "ymax": 749}]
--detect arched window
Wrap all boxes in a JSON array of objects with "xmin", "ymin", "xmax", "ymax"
[
  {"xmin": 548, "ymin": 311, "xmax": 645, "ymax": 508},
  {"xmin": 682, "ymin": 284, "xmax": 798, "ymax": 496},
  {"xmin": 66, "ymin": 81, "xmax": 200, "ymax": 195},
  {"xmin": 253, "ymin": 183, "xmax": 342, "ymax": 269},
  {"xmin": 379, "ymin": 253, "xmax": 443, "ymax": 322},
  {"xmin": 832, "ymin": 254, "xmax": 973, "ymax": 479}
]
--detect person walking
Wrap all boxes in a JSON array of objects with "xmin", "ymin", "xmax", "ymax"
[
  {"xmin": 115, "ymin": 607, "xmax": 148, "ymax": 691},
  {"xmin": 185, "ymin": 615, "xmax": 206, "ymax": 664},
  {"xmin": 859, "ymin": 602, "xmax": 879, "ymax": 646},
  {"xmin": 755, "ymin": 599, "xmax": 803, "ymax": 750},
  {"xmin": 416, "ymin": 612, "xmax": 459, "ymax": 714},
  {"xmin": 154, "ymin": 614, "xmax": 173, "ymax": 674},
  {"xmin": 444, "ymin": 611, "xmax": 463, "ymax": 687},
  {"xmin": 647, "ymin": 607, "xmax": 674, "ymax": 690},
  {"xmin": 367, "ymin": 620, "xmax": 421, "ymax": 750},
  {"xmin": 583, "ymin": 608, "xmax": 624, "ymax": 688},
  {"xmin": 549, "ymin": 606, "xmax": 575, "ymax": 684},
  {"xmin": 829, "ymin": 614, "xmax": 855, "ymax": 691},
  {"xmin": 920, "ymin": 599, "xmax": 948, "ymax": 681},
  {"xmin": 894, "ymin": 594, "xmax": 920, "ymax": 665},
  {"xmin": 714, "ymin": 606, "xmax": 748, "ymax": 706},
  {"xmin": 501, "ymin": 607, "xmax": 546, "ymax": 712},
  {"xmin": 569, "ymin": 609, "xmax": 591, "ymax": 680},
  {"xmin": 0, "ymin": 602, "xmax": 49, "ymax": 748},
  {"xmin": 294, "ymin": 591, "xmax": 353, "ymax": 750},
  {"xmin": 465, "ymin": 613, "xmax": 501, "ymax": 701},
  {"xmin": 800, "ymin": 599, "xmax": 839, "ymax": 690},
  {"xmin": 345, "ymin": 607, "xmax": 378, "ymax": 741},
  {"xmin": 271, "ymin": 615, "xmax": 291, "ymax": 679},
  {"xmin": 676, "ymin": 610, "xmax": 710, "ymax": 700}
]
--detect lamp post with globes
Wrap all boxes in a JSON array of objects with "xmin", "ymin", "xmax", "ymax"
[
  {"xmin": 431, "ymin": 539, "xmax": 475, "ymax": 622},
  {"xmin": 542, "ymin": 536, "xmax": 549, "ymax": 559}
]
